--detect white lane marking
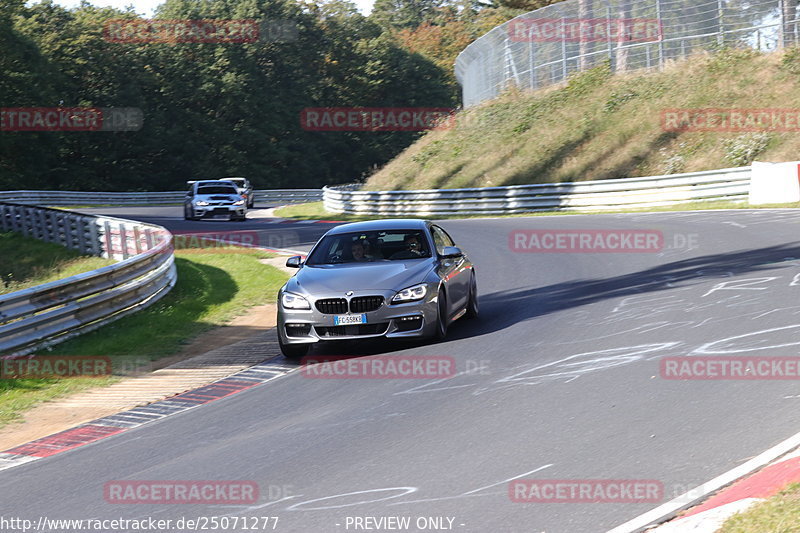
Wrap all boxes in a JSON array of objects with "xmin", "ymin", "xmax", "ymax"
[
  {"xmin": 701, "ymin": 277, "xmax": 778, "ymax": 298},
  {"xmin": 285, "ymin": 487, "xmax": 418, "ymax": 511},
  {"xmin": 387, "ymin": 464, "xmax": 555, "ymax": 506},
  {"xmin": 461, "ymin": 464, "xmax": 554, "ymax": 495},
  {"xmin": 692, "ymin": 324, "xmax": 800, "ymax": 354}
]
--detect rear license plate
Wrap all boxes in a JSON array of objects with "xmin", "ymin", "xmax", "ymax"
[{"xmin": 334, "ymin": 314, "xmax": 366, "ymax": 326}]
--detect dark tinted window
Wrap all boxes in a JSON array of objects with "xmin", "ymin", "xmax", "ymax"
[
  {"xmin": 198, "ymin": 186, "xmax": 237, "ymax": 195},
  {"xmin": 306, "ymin": 230, "xmax": 430, "ymax": 265}
]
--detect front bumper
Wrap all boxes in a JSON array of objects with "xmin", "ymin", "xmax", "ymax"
[
  {"xmin": 278, "ymin": 290, "xmax": 439, "ymax": 345},
  {"xmin": 191, "ymin": 205, "xmax": 246, "ymax": 218}
]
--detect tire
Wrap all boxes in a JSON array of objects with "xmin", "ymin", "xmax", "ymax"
[
  {"xmin": 434, "ymin": 289, "xmax": 449, "ymax": 341},
  {"xmin": 465, "ymin": 272, "xmax": 479, "ymax": 319},
  {"xmin": 183, "ymin": 206, "xmax": 195, "ymax": 221},
  {"xmin": 279, "ymin": 336, "xmax": 309, "ymax": 360}
]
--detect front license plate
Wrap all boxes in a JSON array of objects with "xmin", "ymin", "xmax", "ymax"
[{"xmin": 334, "ymin": 314, "xmax": 366, "ymax": 326}]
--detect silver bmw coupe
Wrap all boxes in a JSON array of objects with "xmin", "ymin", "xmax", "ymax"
[{"xmin": 277, "ymin": 219, "xmax": 478, "ymax": 358}]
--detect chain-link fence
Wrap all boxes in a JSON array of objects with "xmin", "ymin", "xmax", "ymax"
[{"xmin": 455, "ymin": 0, "xmax": 797, "ymax": 108}]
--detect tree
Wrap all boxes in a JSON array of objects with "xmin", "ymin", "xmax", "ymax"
[{"xmin": 371, "ymin": 0, "xmax": 445, "ymax": 30}]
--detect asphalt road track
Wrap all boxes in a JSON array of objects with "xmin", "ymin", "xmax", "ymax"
[
  {"xmin": 4, "ymin": 208, "xmax": 800, "ymax": 532},
  {"xmin": 73, "ymin": 205, "xmax": 338, "ymax": 253}
]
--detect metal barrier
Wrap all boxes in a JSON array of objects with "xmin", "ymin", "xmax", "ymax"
[
  {"xmin": 323, "ymin": 166, "xmax": 751, "ymax": 215},
  {"xmin": 0, "ymin": 189, "xmax": 323, "ymax": 206},
  {"xmin": 455, "ymin": 0, "xmax": 790, "ymax": 107},
  {"xmin": 0, "ymin": 203, "xmax": 177, "ymax": 356}
]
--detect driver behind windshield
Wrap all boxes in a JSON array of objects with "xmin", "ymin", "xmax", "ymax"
[
  {"xmin": 350, "ymin": 240, "xmax": 367, "ymax": 261},
  {"xmin": 389, "ymin": 233, "xmax": 428, "ymax": 259}
]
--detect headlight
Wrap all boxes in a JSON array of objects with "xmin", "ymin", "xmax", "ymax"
[
  {"xmin": 391, "ymin": 283, "xmax": 427, "ymax": 303},
  {"xmin": 234, "ymin": 200, "xmax": 245, "ymax": 206},
  {"xmin": 194, "ymin": 200, "xmax": 209, "ymax": 206},
  {"xmin": 282, "ymin": 292, "xmax": 310, "ymax": 309}
]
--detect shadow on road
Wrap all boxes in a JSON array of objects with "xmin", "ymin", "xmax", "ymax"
[{"xmin": 446, "ymin": 242, "xmax": 800, "ymax": 340}]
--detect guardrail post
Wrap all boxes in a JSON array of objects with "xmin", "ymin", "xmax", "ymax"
[
  {"xmin": 132, "ymin": 225, "xmax": 142, "ymax": 255},
  {"xmin": 103, "ymin": 220, "xmax": 113, "ymax": 259},
  {"xmin": 144, "ymin": 227, "xmax": 154, "ymax": 251},
  {"xmin": 119, "ymin": 223, "xmax": 129, "ymax": 260}
]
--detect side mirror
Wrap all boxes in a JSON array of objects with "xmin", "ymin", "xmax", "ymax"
[
  {"xmin": 286, "ymin": 256, "xmax": 303, "ymax": 268},
  {"xmin": 441, "ymin": 246, "xmax": 463, "ymax": 259}
]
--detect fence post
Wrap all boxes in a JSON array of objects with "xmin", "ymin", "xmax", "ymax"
[
  {"xmin": 656, "ymin": 0, "xmax": 665, "ymax": 67},
  {"xmin": 103, "ymin": 220, "xmax": 113, "ymax": 259},
  {"xmin": 561, "ymin": 17, "xmax": 568, "ymax": 81}
]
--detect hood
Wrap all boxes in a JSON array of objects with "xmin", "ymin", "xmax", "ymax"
[{"xmin": 288, "ymin": 260, "xmax": 435, "ymax": 294}]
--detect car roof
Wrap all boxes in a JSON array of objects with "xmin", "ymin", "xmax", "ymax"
[
  {"xmin": 326, "ymin": 219, "xmax": 429, "ymax": 235},
  {"xmin": 221, "ymin": 177, "xmax": 247, "ymax": 182}
]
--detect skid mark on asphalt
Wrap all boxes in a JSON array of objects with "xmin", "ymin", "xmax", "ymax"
[{"xmin": 395, "ymin": 343, "xmax": 681, "ymax": 397}]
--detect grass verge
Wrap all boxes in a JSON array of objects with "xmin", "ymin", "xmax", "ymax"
[
  {"xmin": 365, "ymin": 48, "xmax": 800, "ymax": 191},
  {"xmin": 718, "ymin": 482, "xmax": 800, "ymax": 532},
  {"xmin": 0, "ymin": 246, "xmax": 288, "ymax": 428},
  {"xmin": 0, "ymin": 231, "xmax": 113, "ymax": 295}
]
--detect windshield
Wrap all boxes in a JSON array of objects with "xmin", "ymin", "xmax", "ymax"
[
  {"xmin": 197, "ymin": 186, "xmax": 237, "ymax": 195},
  {"xmin": 305, "ymin": 230, "xmax": 431, "ymax": 265}
]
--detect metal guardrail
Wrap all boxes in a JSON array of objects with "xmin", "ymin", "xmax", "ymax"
[
  {"xmin": 0, "ymin": 189, "xmax": 323, "ymax": 206},
  {"xmin": 323, "ymin": 167, "xmax": 751, "ymax": 215},
  {"xmin": 0, "ymin": 202, "xmax": 177, "ymax": 356},
  {"xmin": 455, "ymin": 0, "xmax": 790, "ymax": 108}
]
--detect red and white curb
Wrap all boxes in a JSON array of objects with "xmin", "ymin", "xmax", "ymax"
[
  {"xmin": 609, "ymin": 431, "xmax": 800, "ymax": 532},
  {"xmin": 647, "ymin": 448, "xmax": 800, "ymax": 532},
  {"xmin": 0, "ymin": 359, "xmax": 297, "ymax": 472}
]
